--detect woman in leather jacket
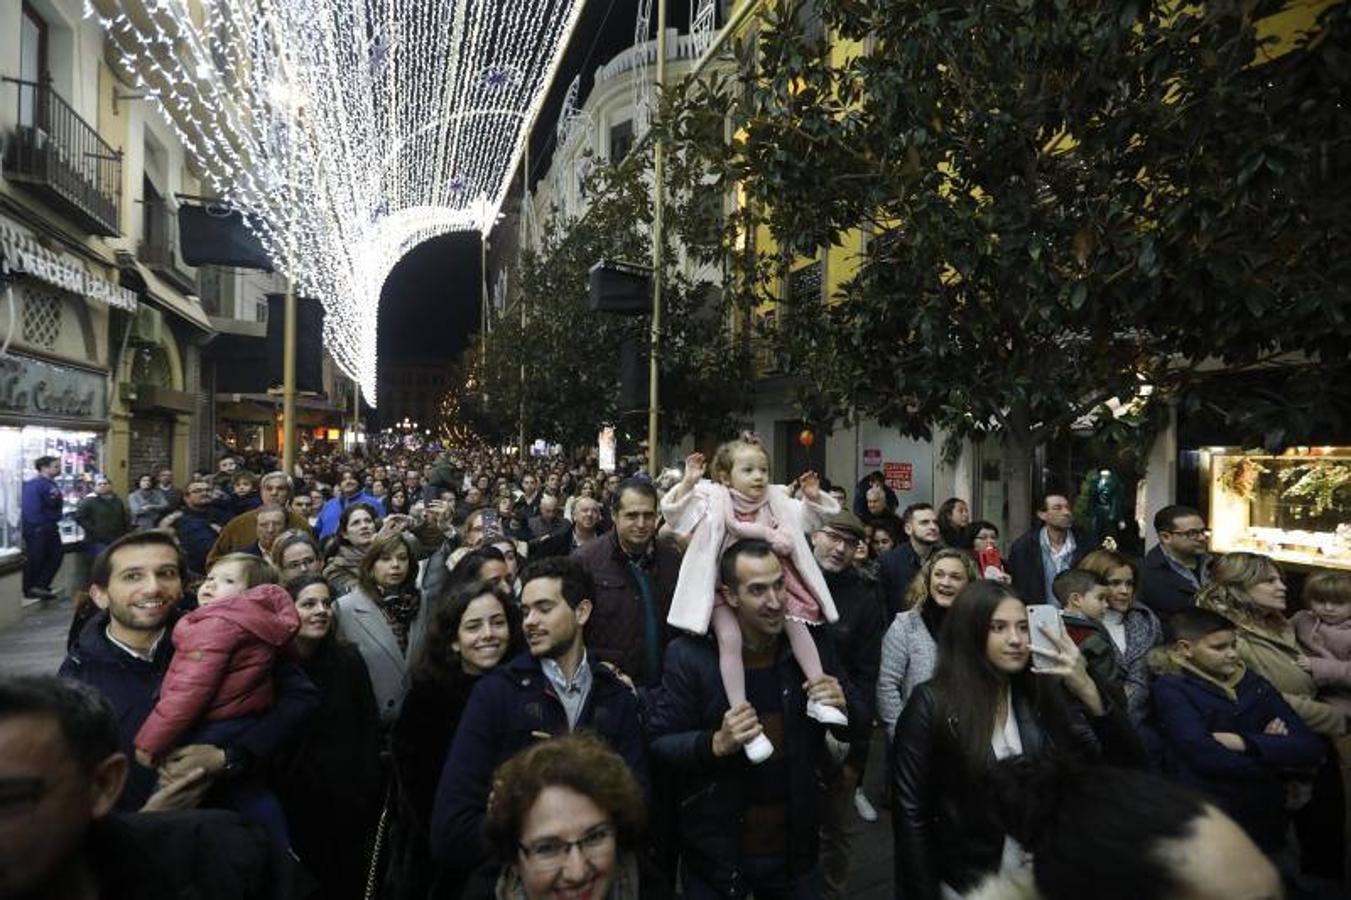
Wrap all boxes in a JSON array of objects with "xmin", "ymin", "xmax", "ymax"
[{"xmin": 890, "ymin": 581, "xmax": 1139, "ymax": 900}]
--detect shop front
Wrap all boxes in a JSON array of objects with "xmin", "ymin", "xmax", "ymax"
[
  {"xmin": 0, "ymin": 353, "xmax": 109, "ymax": 621},
  {"xmin": 1207, "ymin": 448, "xmax": 1351, "ymax": 573}
]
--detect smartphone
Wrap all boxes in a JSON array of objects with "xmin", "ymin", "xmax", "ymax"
[
  {"xmin": 977, "ymin": 545, "xmax": 1003, "ymax": 574},
  {"xmin": 1026, "ymin": 604, "xmax": 1066, "ymax": 673}
]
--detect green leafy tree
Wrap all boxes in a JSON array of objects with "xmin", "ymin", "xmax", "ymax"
[
  {"xmin": 671, "ymin": 0, "xmax": 1351, "ymax": 526},
  {"xmin": 476, "ymin": 144, "xmax": 752, "ymax": 453}
]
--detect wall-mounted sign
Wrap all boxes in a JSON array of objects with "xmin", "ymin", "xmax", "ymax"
[
  {"xmin": 862, "ymin": 448, "xmax": 882, "ymax": 468},
  {"xmin": 883, "ymin": 461, "xmax": 913, "ymax": 492},
  {"xmin": 0, "ymin": 354, "xmax": 105, "ymax": 421},
  {"xmin": 0, "ymin": 221, "xmax": 138, "ymax": 311}
]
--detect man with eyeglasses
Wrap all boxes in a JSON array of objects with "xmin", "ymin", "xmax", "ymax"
[
  {"xmin": 809, "ymin": 510, "xmax": 886, "ymax": 891},
  {"xmin": 1142, "ymin": 504, "xmax": 1212, "ymax": 620}
]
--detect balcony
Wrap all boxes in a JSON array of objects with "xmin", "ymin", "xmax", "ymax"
[
  {"xmin": 2, "ymin": 78, "xmax": 122, "ymax": 237},
  {"xmin": 138, "ymin": 201, "xmax": 198, "ymax": 293}
]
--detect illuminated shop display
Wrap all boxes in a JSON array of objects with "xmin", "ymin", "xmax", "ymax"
[{"xmin": 1209, "ymin": 450, "xmax": 1351, "ymax": 571}]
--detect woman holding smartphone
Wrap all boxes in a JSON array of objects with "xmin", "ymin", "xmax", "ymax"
[{"xmin": 891, "ymin": 581, "xmax": 1139, "ymax": 900}]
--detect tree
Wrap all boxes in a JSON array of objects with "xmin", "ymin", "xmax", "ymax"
[
  {"xmin": 672, "ymin": 0, "xmax": 1351, "ymax": 527},
  {"xmin": 476, "ymin": 139, "xmax": 753, "ymax": 454}
]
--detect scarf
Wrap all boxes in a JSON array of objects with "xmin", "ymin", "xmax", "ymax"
[
  {"xmin": 723, "ymin": 487, "xmax": 795, "ymax": 556},
  {"xmin": 376, "ymin": 586, "xmax": 421, "ymax": 653},
  {"xmin": 920, "ymin": 599, "xmax": 948, "ymax": 641}
]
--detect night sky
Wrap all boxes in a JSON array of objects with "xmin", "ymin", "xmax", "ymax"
[{"xmin": 377, "ymin": 0, "xmax": 698, "ymax": 374}]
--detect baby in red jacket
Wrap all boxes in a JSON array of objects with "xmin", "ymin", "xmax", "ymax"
[
  {"xmin": 135, "ymin": 554, "xmax": 300, "ymax": 765},
  {"xmin": 133, "ymin": 553, "xmax": 298, "ymax": 845}
]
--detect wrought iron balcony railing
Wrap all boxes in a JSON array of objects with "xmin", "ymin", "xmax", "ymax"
[{"xmin": 3, "ymin": 77, "xmax": 122, "ymax": 237}]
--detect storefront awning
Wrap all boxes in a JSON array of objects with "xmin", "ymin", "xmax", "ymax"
[{"xmin": 0, "ymin": 220, "xmax": 137, "ymax": 311}]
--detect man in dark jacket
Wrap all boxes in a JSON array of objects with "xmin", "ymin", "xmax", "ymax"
[
  {"xmin": 21, "ymin": 454, "xmax": 65, "ymax": 600},
  {"xmin": 59, "ymin": 531, "xmax": 319, "ymax": 812},
  {"xmin": 645, "ymin": 539, "xmax": 864, "ymax": 898},
  {"xmin": 1141, "ymin": 504, "xmax": 1212, "ymax": 622},
  {"xmin": 877, "ymin": 502, "xmax": 941, "ymax": 616},
  {"xmin": 810, "ymin": 510, "xmax": 886, "ymax": 898},
  {"xmin": 163, "ymin": 480, "xmax": 228, "ymax": 577},
  {"xmin": 574, "ymin": 478, "xmax": 680, "ymax": 686},
  {"xmin": 0, "ymin": 674, "xmax": 294, "ymax": 900},
  {"xmin": 1006, "ymin": 491, "xmax": 1090, "ymax": 606},
  {"xmin": 73, "ymin": 475, "xmax": 130, "ymax": 559},
  {"xmin": 430, "ymin": 556, "xmax": 648, "ymax": 868}
]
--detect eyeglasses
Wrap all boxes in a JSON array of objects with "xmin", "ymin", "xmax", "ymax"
[
  {"xmin": 518, "ymin": 823, "xmax": 615, "ymax": 871},
  {"xmin": 1164, "ymin": 528, "xmax": 1210, "ymax": 540}
]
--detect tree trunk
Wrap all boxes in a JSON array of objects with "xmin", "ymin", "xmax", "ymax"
[{"xmin": 1002, "ymin": 403, "xmax": 1036, "ymax": 539}]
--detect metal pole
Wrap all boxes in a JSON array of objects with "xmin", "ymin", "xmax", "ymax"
[
  {"xmin": 282, "ymin": 277, "xmax": 297, "ymax": 476},
  {"xmin": 518, "ymin": 139, "xmax": 530, "ymax": 456},
  {"xmin": 647, "ymin": 0, "xmax": 668, "ymax": 475}
]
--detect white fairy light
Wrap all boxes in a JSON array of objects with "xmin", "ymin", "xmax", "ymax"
[{"xmin": 85, "ymin": 0, "xmax": 585, "ymax": 402}]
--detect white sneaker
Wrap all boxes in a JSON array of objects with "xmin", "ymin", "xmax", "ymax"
[
  {"xmin": 806, "ymin": 699, "xmax": 849, "ymax": 727},
  {"xmin": 743, "ymin": 733, "xmax": 774, "ymax": 764},
  {"xmin": 853, "ymin": 788, "xmax": 878, "ymax": 823}
]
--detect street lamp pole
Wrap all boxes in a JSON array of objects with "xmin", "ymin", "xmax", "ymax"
[{"xmin": 647, "ymin": 0, "xmax": 668, "ymax": 475}]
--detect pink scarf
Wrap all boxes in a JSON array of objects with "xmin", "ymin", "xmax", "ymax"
[{"xmin": 723, "ymin": 487, "xmax": 795, "ymax": 556}]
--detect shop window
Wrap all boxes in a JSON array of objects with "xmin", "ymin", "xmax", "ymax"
[
  {"xmin": 21, "ymin": 290, "xmax": 62, "ymax": 350},
  {"xmin": 0, "ymin": 426, "xmax": 103, "ymax": 552}
]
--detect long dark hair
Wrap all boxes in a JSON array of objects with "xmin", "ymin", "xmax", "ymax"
[
  {"xmin": 930, "ymin": 581, "xmax": 1065, "ymax": 778},
  {"xmin": 411, "ymin": 579, "xmax": 522, "ymax": 689}
]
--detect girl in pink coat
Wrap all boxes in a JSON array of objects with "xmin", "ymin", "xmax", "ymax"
[
  {"xmin": 134, "ymin": 553, "xmax": 298, "ymax": 844},
  {"xmin": 662, "ymin": 434, "xmax": 843, "ymax": 763}
]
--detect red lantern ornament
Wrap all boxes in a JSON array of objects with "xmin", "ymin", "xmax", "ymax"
[{"xmin": 799, "ymin": 428, "xmax": 815, "ymax": 448}]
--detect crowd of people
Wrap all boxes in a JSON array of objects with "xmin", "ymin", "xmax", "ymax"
[{"xmin": 5, "ymin": 440, "xmax": 1350, "ymax": 899}]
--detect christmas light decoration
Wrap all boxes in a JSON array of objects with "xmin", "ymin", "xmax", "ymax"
[{"xmin": 85, "ymin": 0, "xmax": 586, "ymax": 402}]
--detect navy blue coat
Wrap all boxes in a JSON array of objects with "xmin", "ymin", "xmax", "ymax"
[
  {"xmin": 59, "ymin": 611, "xmax": 320, "ymax": 811},
  {"xmin": 878, "ymin": 541, "xmax": 925, "ymax": 618},
  {"xmin": 643, "ymin": 632, "xmax": 867, "ymax": 897},
  {"xmin": 1140, "ymin": 545, "xmax": 1206, "ymax": 620},
  {"xmin": 1151, "ymin": 665, "xmax": 1326, "ymax": 851},
  {"xmin": 429, "ymin": 651, "xmax": 648, "ymax": 867},
  {"xmin": 172, "ymin": 508, "xmax": 226, "ymax": 576}
]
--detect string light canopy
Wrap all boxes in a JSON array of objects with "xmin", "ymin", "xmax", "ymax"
[{"xmin": 87, "ymin": 0, "xmax": 586, "ymax": 402}]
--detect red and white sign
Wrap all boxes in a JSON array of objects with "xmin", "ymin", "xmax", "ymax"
[
  {"xmin": 883, "ymin": 461, "xmax": 913, "ymax": 492},
  {"xmin": 862, "ymin": 448, "xmax": 882, "ymax": 468}
]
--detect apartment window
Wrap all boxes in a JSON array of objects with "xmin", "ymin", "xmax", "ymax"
[
  {"xmin": 18, "ymin": 4, "xmax": 48, "ymax": 128},
  {"xmin": 609, "ymin": 119, "xmax": 634, "ymax": 162}
]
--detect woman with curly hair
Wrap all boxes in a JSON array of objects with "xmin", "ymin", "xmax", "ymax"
[
  {"xmin": 462, "ymin": 732, "xmax": 670, "ymax": 899},
  {"xmin": 1196, "ymin": 551, "xmax": 1347, "ymax": 883}
]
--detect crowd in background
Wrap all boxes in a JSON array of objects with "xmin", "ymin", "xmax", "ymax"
[{"xmin": 5, "ymin": 441, "xmax": 1351, "ymax": 900}]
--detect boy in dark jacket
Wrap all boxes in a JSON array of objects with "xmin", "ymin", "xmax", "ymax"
[
  {"xmin": 1149, "ymin": 607, "xmax": 1326, "ymax": 855},
  {"xmin": 1054, "ymin": 569, "xmax": 1128, "ymax": 713}
]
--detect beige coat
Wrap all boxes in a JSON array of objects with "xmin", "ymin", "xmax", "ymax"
[{"xmin": 1197, "ymin": 594, "xmax": 1348, "ymax": 738}]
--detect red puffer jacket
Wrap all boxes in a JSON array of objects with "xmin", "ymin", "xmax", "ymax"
[{"xmin": 135, "ymin": 583, "xmax": 300, "ymax": 761}]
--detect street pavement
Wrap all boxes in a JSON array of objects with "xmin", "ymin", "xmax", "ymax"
[{"xmin": 0, "ymin": 598, "xmax": 896, "ymax": 897}]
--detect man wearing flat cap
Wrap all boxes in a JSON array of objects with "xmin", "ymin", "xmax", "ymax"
[{"xmin": 810, "ymin": 508, "xmax": 886, "ymax": 899}]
